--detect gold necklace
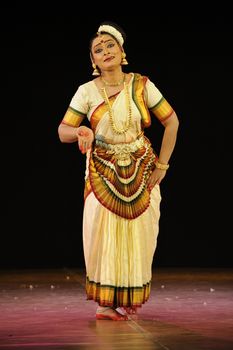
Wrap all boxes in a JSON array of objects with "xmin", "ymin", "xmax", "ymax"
[
  {"xmin": 101, "ymin": 74, "xmax": 125, "ymax": 87},
  {"xmin": 101, "ymin": 82, "xmax": 132, "ymax": 135}
]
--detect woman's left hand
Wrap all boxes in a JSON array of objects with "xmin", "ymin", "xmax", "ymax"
[{"xmin": 147, "ymin": 168, "xmax": 167, "ymax": 191}]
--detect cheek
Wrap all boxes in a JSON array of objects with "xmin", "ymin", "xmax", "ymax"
[
  {"xmin": 92, "ymin": 54, "xmax": 101, "ymax": 64},
  {"xmin": 117, "ymin": 50, "xmax": 123, "ymax": 60},
  {"xmin": 116, "ymin": 51, "xmax": 123, "ymax": 62},
  {"xmin": 113, "ymin": 47, "xmax": 122, "ymax": 55}
]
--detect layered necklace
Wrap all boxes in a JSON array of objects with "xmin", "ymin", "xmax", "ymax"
[{"xmin": 100, "ymin": 75, "xmax": 132, "ymax": 135}]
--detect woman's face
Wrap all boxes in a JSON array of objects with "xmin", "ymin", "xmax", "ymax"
[{"xmin": 91, "ymin": 34, "xmax": 122, "ymax": 72}]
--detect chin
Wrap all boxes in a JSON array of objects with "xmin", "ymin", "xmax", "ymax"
[{"xmin": 105, "ymin": 63, "xmax": 119, "ymax": 70}]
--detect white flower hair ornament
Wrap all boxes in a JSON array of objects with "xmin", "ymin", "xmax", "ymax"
[{"xmin": 97, "ymin": 25, "xmax": 124, "ymax": 46}]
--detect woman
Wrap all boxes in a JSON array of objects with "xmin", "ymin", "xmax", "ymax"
[{"xmin": 58, "ymin": 21, "xmax": 179, "ymax": 321}]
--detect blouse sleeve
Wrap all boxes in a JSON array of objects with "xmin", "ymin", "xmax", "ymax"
[
  {"xmin": 61, "ymin": 85, "xmax": 89, "ymax": 127},
  {"xmin": 145, "ymin": 79, "xmax": 174, "ymax": 122}
]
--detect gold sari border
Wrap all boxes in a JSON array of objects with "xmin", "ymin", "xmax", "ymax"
[
  {"xmin": 86, "ymin": 276, "xmax": 151, "ymax": 307},
  {"xmin": 62, "ymin": 106, "xmax": 85, "ymax": 127},
  {"xmin": 132, "ymin": 73, "xmax": 152, "ymax": 129},
  {"xmin": 150, "ymin": 97, "xmax": 174, "ymax": 121}
]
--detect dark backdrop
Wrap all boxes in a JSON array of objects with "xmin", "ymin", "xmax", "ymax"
[{"xmin": 2, "ymin": 5, "xmax": 232, "ymax": 269}]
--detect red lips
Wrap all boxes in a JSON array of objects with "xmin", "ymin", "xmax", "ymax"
[{"xmin": 104, "ymin": 56, "xmax": 114, "ymax": 62}]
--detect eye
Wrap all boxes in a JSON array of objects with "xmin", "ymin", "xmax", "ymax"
[
  {"xmin": 95, "ymin": 48, "xmax": 103, "ymax": 54},
  {"xmin": 107, "ymin": 42, "xmax": 114, "ymax": 48}
]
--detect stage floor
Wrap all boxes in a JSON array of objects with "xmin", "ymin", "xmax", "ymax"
[{"xmin": 0, "ymin": 267, "xmax": 232, "ymax": 349}]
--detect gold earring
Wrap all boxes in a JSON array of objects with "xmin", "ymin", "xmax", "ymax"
[
  {"xmin": 121, "ymin": 52, "xmax": 128, "ymax": 65},
  {"xmin": 92, "ymin": 63, "xmax": 100, "ymax": 76}
]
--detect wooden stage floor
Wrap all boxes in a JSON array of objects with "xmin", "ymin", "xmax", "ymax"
[{"xmin": 0, "ymin": 268, "xmax": 232, "ymax": 349}]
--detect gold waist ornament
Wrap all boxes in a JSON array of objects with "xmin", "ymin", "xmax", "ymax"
[{"xmin": 95, "ymin": 136, "xmax": 144, "ymax": 166}]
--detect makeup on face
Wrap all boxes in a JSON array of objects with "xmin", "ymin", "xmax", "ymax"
[{"xmin": 92, "ymin": 35, "xmax": 118, "ymax": 55}]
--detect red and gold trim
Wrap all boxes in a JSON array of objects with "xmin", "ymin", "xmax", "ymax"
[
  {"xmin": 86, "ymin": 276, "xmax": 151, "ymax": 307},
  {"xmin": 150, "ymin": 97, "xmax": 174, "ymax": 121},
  {"xmin": 61, "ymin": 106, "xmax": 85, "ymax": 127},
  {"xmin": 88, "ymin": 135, "xmax": 157, "ymax": 219},
  {"xmin": 84, "ymin": 178, "xmax": 92, "ymax": 201},
  {"xmin": 90, "ymin": 93, "xmax": 119, "ymax": 132},
  {"xmin": 132, "ymin": 74, "xmax": 152, "ymax": 128}
]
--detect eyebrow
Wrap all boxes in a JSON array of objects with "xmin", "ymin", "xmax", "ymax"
[{"xmin": 93, "ymin": 39, "xmax": 114, "ymax": 49}]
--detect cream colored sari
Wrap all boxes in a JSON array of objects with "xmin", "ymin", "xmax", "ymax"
[{"xmin": 62, "ymin": 73, "xmax": 174, "ymax": 307}]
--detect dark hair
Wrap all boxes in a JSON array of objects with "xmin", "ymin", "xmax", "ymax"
[{"xmin": 89, "ymin": 21, "xmax": 126, "ymax": 52}]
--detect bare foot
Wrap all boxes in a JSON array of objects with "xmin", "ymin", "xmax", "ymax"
[
  {"xmin": 96, "ymin": 307, "xmax": 128, "ymax": 321},
  {"xmin": 124, "ymin": 306, "xmax": 138, "ymax": 314}
]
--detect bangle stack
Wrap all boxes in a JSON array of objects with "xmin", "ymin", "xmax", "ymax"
[{"xmin": 155, "ymin": 160, "xmax": 169, "ymax": 170}]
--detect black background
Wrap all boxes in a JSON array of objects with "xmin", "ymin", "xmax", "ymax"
[{"xmin": 2, "ymin": 5, "xmax": 232, "ymax": 269}]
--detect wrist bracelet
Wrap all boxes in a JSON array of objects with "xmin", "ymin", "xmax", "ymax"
[{"xmin": 155, "ymin": 160, "xmax": 169, "ymax": 170}]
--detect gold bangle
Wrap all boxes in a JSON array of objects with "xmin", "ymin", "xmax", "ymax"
[{"xmin": 155, "ymin": 160, "xmax": 169, "ymax": 170}]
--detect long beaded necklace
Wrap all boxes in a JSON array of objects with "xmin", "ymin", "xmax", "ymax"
[{"xmin": 101, "ymin": 82, "xmax": 132, "ymax": 135}]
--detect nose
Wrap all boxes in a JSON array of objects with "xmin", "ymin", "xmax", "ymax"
[{"xmin": 103, "ymin": 46, "xmax": 110, "ymax": 55}]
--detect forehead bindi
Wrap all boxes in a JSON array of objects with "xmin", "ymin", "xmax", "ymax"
[{"xmin": 92, "ymin": 35, "xmax": 116, "ymax": 49}]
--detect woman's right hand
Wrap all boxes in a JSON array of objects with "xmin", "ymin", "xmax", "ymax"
[{"xmin": 77, "ymin": 126, "xmax": 94, "ymax": 154}]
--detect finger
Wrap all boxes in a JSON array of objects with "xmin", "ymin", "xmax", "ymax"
[
  {"xmin": 148, "ymin": 183, "xmax": 154, "ymax": 191},
  {"xmin": 78, "ymin": 139, "xmax": 85, "ymax": 153},
  {"xmin": 87, "ymin": 140, "xmax": 93, "ymax": 149},
  {"xmin": 78, "ymin": 140, "xmax": 82, "ymax": 152},
  {"xmin": 81, "ymin": 142, "xmax": 87, "ymax": 153}
]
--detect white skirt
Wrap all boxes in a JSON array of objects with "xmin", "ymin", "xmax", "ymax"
[{"xmin": 82, "ymin": 185, "xmax": 161, "ymax": 307}]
